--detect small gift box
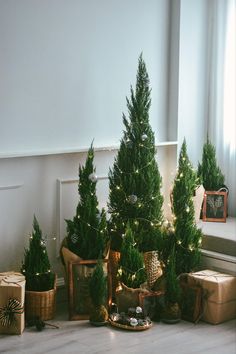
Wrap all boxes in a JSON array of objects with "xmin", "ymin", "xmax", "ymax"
[
  {"xmin": 0, "ymin": 272, "xmax": 25, "ymax": 334},
  {"xmin": 188, "ymin": 269, "xmax": 236, "ymax": 324}
]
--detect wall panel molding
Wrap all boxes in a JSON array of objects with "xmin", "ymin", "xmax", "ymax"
[{"xmin": 0, "ymin": 184, "xmax": 24, "ymax": 191}]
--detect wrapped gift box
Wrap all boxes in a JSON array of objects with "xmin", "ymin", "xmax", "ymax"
[
  {"xmin": 0, "ymin": 272, "xmax": 25, "ymax": 334},
  {"xmin": 188, "ymin": 269, "xmax": 236, "ymax": 324}
]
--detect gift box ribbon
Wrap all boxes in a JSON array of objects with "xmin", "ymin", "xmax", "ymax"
[{"xmin": 0, "ymin": 272, "xmax": 25, "ymax": 286}]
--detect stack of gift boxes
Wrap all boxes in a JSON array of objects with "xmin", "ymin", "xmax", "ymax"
[{"xmin": 0, "ymin": 272, "xmax": 25, "ymax": 335}]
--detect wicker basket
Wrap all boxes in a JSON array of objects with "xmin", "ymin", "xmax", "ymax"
[
  {"xmin": 25, "ymin": 276, "xmax": 57, "ymax": 321},
  {"xmin": 109, "ymin": 250, "xmax": 121, "ymax": 299},
  {"xmin": 143, "ymin": 251, "xmax": 162, "ymax": 289}
]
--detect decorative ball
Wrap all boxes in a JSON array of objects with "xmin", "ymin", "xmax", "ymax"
[
  {"xmin": 89, "ymin": 173, "xmax": 97, "ymax": 183},
  {"xmin": 141, "ymin": 134, "xmax": 148, "ymax": 141},
  {"xmin": 136, "ymin": 306, "xmax": 142, "ymax": 314},
  {"xmin": 130, "ymin": 318, "xmax": 138, "ymax": 327},
  {"xmin": 127, "ymin": 194, "xmax": 138, "ymax": 204}
]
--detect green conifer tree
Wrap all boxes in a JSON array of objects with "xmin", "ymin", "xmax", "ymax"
[
  {"xmin": 89, "ymin": 261, "xmax": 108, "ymax": 323},
  {"xmin": 108, "ymin": 54, "xmax": 163, "ymax": 252},
  {"xmin": 117, "ymin": 223, "xmax": 146, "ymax": 288},
  {"xmin": 172, "ymin": 139, "xmax": 202, "ymax": 275},
  {"xmin": 165, "ymin": 245, "xmax": 181, "ymax": 305},
  {"xmin": 66, "ymin": 144, "xmax": 109, "ymax": 260},
  {"xmin": 197, "ymin": 136, "xmax": 225, "ymax": 191},
  {"xmin": 21, "ymin": 215, "xmax": 55, "ymax": 291}
]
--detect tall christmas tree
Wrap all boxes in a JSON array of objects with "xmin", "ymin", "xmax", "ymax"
[
  {"xmin": 108, "ymin": 54, "xmax": 163, "ymax": 252},
  {"xmin": 21, "ymin": 215, "xmax": 55, "ymax": 291},
  {"xmin": 197, "ymin": 136, "xmax": 225, "ymax": 191},
  {"xmin": 66, "ymin": 144, "xmax": 109, "ymax": 260},
  {"xmin": 172, "ymin": 139, "xmax": 202, "ymax": 275}
]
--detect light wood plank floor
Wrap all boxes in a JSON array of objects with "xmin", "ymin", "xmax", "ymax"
[{"xmin": 0, "ymin": 297, "xmax": 235, "ymax": 354}]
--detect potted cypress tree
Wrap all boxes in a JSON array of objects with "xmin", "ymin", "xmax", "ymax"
[
  {"xmin": 21, "ymin": 216, "xmax": 56, "ymax": 321},
  {"xmin": 89, "ymin": 261, "xmax": 109, "ymax": 326},
  {"xmin": 161, "ymin": 246, "xmax": 181, "ymax": 324},
  {"xmin": 115, "ymin": 223, "xmax": 147, "ymax": 312},
  {"xmin": 60, "ymin": 144, "xmax": 110, "ymax": 319},
  {"xmin": 108, "ymin": 54, "xmax": 163, "ymax": 296},
  {"xmin": 198, "ymin": 136, "xmax": 225, "ymax": 191},
  {"xmin": 172, "ymin": 139, "xmax": 203, "ymax": 276}
]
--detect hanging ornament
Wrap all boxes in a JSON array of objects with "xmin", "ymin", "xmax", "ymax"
[
  {"xmin": 127, "ymin": 194, "xmax": 138, "ymax": 204},
  {"xmin": 40, "ymin": 238, "xmax": 47, "ymax": 246},
  {"xmin": 141, "ymin": 134, "xmax": 148, "ymax": 141},
  {"xmin": 136, "ymin": 306, "xmax": 142, "ymax": 314},
  {"xmin": 88, "ymin": 173, "xmax": 97, "ymax": 183},
  {"xmin": 71, "ymin": 234, "xmax": 78, "ymax": 244}
]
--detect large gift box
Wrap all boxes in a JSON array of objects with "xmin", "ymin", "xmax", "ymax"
[
  {"xmin": 188, "ymin": 269, "xmax": 236, "ymax": 324},
  {"xmin": 0, "ymin": 272, "xmax": 25, "ymax": 334}
]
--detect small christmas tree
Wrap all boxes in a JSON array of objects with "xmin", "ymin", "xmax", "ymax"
[
  {"xmin": 108, "ymin": 54, "xmax": 163, "ymax": 252},
  {"xmin": 21, "ymin": 215, "xmax": 55, "ymax": 291},
  {"xmin": 89, "ymin": 261, "xmax": 108, "ymax": 323},
  {"xmin": 66, "ymin": 144, "xmax": 109, "ymax": 260},
  {"xmin": 172, "ymin": 139, "xmax": 202, "ymax": 275},
  {"xmin": 198, "ymin": 136, "xmax": 225, "ymax": 191},
  {"xmin": 117, "ymin": 223, "xmax": 146, "ymax": 289},
  {"xmin": 162, "ymin": 245, "xmax": 181, "ymax": 323}
]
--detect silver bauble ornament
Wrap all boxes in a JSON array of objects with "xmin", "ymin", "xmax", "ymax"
[
  {"xmin": 127, "ymin": 194, "xmax": 138, "ymax": 204},
  {"xmin": 141, "ymin": 134, "xmax": 148, "ymax": 141},
  {"xmin": 88, "ymin": 173, "xmax": 97, "ymax": 183},
  {"xmin": 130, "ymin": 318, "xmax": 138, "ymax": 327}
]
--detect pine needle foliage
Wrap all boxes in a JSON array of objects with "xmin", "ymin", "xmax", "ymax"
[
  {"xmin": 66, "ymin": 144, "xmax": 109, "ymax": 260},
  {"xmin": 165, "ymin": 246, "xmax": 181, "ymax": 304},
  {"xmin": 89, "ymin": 261, "xmax": 107, "ymax": 307},
  {"xmin": 197, "ymin": 137, "xmax": 225, "ymax": 191},
  {"xmin": 21, "ymin": 215, "xmax": 55, "ymax": 291},
  {"xmin": 108, "ymin": 54, "xmax": 163, "ymax": 251},
  {"xmin": 172, "ymin": 139, "xmax": 202, "ymax": 275},
  {"xmin": 118, "ymin": 223, "xmax": 146, "ymax": 288}
]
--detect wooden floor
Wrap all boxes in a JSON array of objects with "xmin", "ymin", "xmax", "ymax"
[{"xmin": 0, "ymin": 298, "xmax": 235, "ymax": 354}]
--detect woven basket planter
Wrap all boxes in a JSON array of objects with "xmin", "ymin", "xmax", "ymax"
[
  {"xmin": 109, "ymin": 250, "xmax": 121, "ymax": 299},
  {"xmin": 143, "ymin": 251, "xmax": 162, "ymax": 289},
  {"xmin": 25, "ymin": 276, "xmax": 57, "ymax": 321}
]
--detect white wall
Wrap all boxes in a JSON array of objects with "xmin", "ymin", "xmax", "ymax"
[
  {"xmin": 0, "ymin": 0, "xmax": 170, "ymax": 156},
  {"xmin": 177, "ymin": 0, "xmax": 208, "ymax": 166}
]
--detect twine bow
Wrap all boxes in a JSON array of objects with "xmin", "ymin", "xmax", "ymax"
[{"xmin": 0, "ymin": 298, "xmax": 23, "ymax": 327}]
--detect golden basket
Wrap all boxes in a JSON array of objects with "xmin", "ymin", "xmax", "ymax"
[
  {"xmin": 143, "ymin": 251, "xmax": 162, "ymax": 289},
  {"xmin": 25, "ymin": 276, "xmax": 57, "ymax": 321}
]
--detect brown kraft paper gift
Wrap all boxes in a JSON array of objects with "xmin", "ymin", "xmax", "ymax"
[
  {"xmin": 0, "ymin": 272, "xmax": 25, "ymax": 334},
  {"xmin": 188, "ymin": 269, "xmax": 236, "ymax": 324}
]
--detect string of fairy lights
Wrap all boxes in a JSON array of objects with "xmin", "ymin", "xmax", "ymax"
[{"xmin": 117, "ymin": 265, "xmax": 145, "ymax": 281}]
